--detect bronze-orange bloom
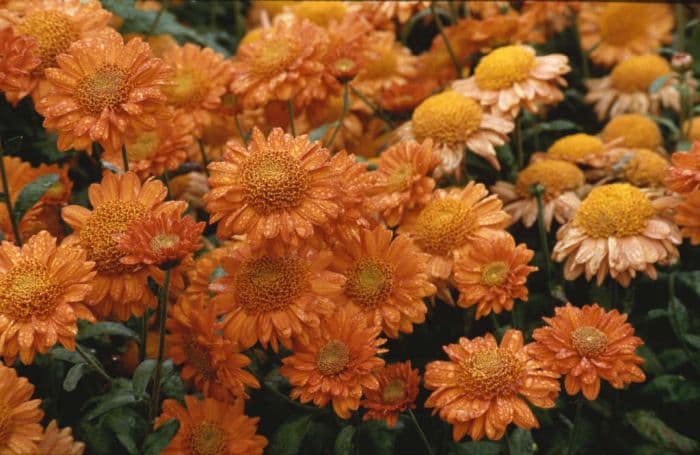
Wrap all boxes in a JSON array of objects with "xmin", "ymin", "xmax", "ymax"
[
  {"xmin": 0, "ymin": 361, "xmax": 44, "ymax": 453},
  {"xmin": 361, "ymin": 361, "xmax": 420, "ymax": 428},
  {"xmin": 0, "ymin": 27, "xmax": 39, "ymax": 104}
]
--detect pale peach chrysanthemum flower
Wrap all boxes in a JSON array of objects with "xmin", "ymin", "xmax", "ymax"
[
  {"xmin": 347, "ymin": 0, "xmax": 431, "ymax": 30},
  {"xmin": 398, "ymin": 182, "xmax": 511, "ymax": 282},
  {"xmin": 0, "ymin": 362, "xmax": 44, "ymax": 453},
  {"xmin": 453, "ymin": 233, "xmax": 537, "ymax": 319},
  {"xmin": 280, "ymin": 308, "xmax": 386, "ymax": 418},
  {"xmin": 666, "ymin": 141, "xmax": 700, "ymax": 194},
  {"xmin": 285, "ymin": 1, "xmax": 347, "ymax": 28},
  {"xmin": 585, "ymin": 54, "xmax": 685, "ymax": 120},
  {"xmin": 0, "ymin": 27, "xmax": 40, "ymax": 105},
  {"xmin": 230, "ymin": 17, "xmax": 338, "ymax": 110},
  {"xmin": 38, "ymin": 420, "xmax": 84, "ymax": 455},
  {"xmin": 578, "ymin": 2, "xmax": 673, "ymax": 67},
  {"xmin": 0, "ymin": 231, "xmax": 96, "ymax": 365},
  {"xmin": 491, "ymin": 159, "xmax": 585, "ymax": 231},
  {"xmin": 609, "ymin": 148, "xmax": 669, "ymax": 188},
  {"xmin": 552, "ymin": 183, "xmax": 681, "ymax": 287},
  {"xmin": 600, "ymin": 114, "xmax": 663, "ymax": 151},
  {"xmin": 367, "ymin": 140, "xmax": 439, "ymax": 227},
  {"xmin": 453, "ymin": 45, "xmax": 570, "ymax": 117},
  {"xmin": 396, "ymin": 91, "xmax": 513, "ymax": 176},
  {"xmin": 206, "ymin": 128, "xmax": 343, "ymax": 247},
  {"xmin": 361, "ymin": 361, "xmax": 420, "ymax": 428},
  {"xmin": 545, "ymin": 133, "xmax": 621, "ymax": 169},
  {"xmin": 424, "ymin": 330, "xmax": 560, "ymax": 441},
  {"xmin": 36, "ymin": 31, "xmax": 172, "ymax": 155},
  {"xmin": 529, "ymin": 303, "xmax": 646, "ymax": 400}
]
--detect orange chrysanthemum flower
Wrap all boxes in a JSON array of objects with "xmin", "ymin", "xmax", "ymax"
[
  {"xmin": 552, "ymin": 183, "xmax": 680, "ymax": 287},
  {"xmin": 361, "ymin": 361, "xmax": 420, "ymax": 428},
  {"xmin": 367, "ymin": 140, "xmax": 439, "ymax": 227},
  {"xmin": 162, "ymin": 43, "xmax": 234, "ymax": 135},
  {"xmin": 167, "ymin": 295, "xmax": 260, "ymax": 400},
  {"xmin": 578, "ymin": 2, "xmax": 673, "ymax": 67},
  {"xmin": 453, "ymin": 45, "xmax": 570, "ymax": 117},
  {"xmin": 36, "ymin": 31, "xmax": 172, "ymax": 154},
  {"xmin": 213, "ymin": 243, "xmax": 344, "ymax": 352},
  {"xmin": 230, "ymin": 17, "xmax": 338, "ymax": 110},
  {"xmin": 529, "ymin": 303, "xmax": 646, "ymax": 400},
  {"xmin": 206, "ymin": 128, "xmax": 342, "ymax": 247},
  {"xmin": 424, "ymin": 330, "xmax": 560, "ymax": 441},
  {"xmin": 156, "ymin": 396, "xmax": 268, "ymax": 455},
  {"xmin": 0, "ymin": 27, "xmax": 39, "ymax": 104},
  {"xmin": 675, "ymin": 191, "xmax": 700, "ymax": 245},
  {"xmin": 348, "ymin": 0, "xmax": 430, "ymax": 30},
  {"xmin": 0, "ymin": 156, "xmax": 35, "ymax": 242},
  {"xmin": 666, "ymin": 141, "xmax": 700, "ymax": 194},
  {"xmin": 185, "ymin": 242, "xmax": 239, "ymax": 302},
  {"xmin": 522, "ymin": 1, "xmax": 580, "ymax": 38},
  {"xmin": 453, "ymin": 233, "xmax": 537, "ymax": 319},
  {"xmin": 61, "ymin": 172, "xmax": 186, "ymax": 320},
  {"xmin": 0, "ymin": 361, "xmax": 44, "ymax": 453},
  {"xmin": 116, "ymin": 211, "xmax": 204, "ymax": 269},
  {"xmin": 332, "ymin": 226, "xmax": 435, "ymax": 338},
  {"xmin": 600, "ymin": 114, "xmax": 663, "ymax": 151},
  {"xmin": 322, "ymin": 12, "xmax": 373, "ymax": 82},
  {"xmin": 398, "ymin": 182, "xmax": 511, "ymax": 281},
  {"xmin": 37, "ymin": 420, "xmax": 84, "ymax": 455},
  {"xmin": 280, "ymin": 308, "xmax": 386, "ymax": 418},
  {"xmin": 379, "ymin": 79, "xmax": 437, "ymax": 114},
  {"xmin": 0, "ymin": 231, "xmax": 96, "ymax": 364}
]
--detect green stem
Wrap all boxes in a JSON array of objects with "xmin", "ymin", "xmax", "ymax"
[
  {"xmin": 515, "ymin": 115, "xmax": 524, "ymax": 170},
  {"xmin": 234, "ymin": 114, "xmax": 249, "ymax": 147},
  {"xmin": 148, "ymin": 0, "xmax": 169, "ymax": 34},
  {"xmin": 75, "ymin": 343, "xmax": 112, "ymax": 382},
  {"xmin": 149, "ymin": 269, "xmax": 171, "ymax": 421},
  {"xmin": 490, "ymin": 313, "xmax": 501, "ymax": 331},
  {"xmin": 198, "ymin": 140, "xmax": 210, "ymax": 176},
  {"xmin": 566, "ymin": 400, "xmax": 583, "ymax": 455},
  {"xmin": 0, "ymin": 140, "xmax": 22, "ymax": 246},
  {"xmin": 408, "ymin": 409, "xmax": 435, "ymax": 455},
  {"xmin": 121, "ymin": 144, "xmax": 129, "ymax": 172},
  {"xmin": 677, "ymin": 4, "xmax": 686, "ymax": 53},
  {"xmin": 350, "ymin": 86, "xmax": 394, "ymax": 129},
  {"xmin": 139, "ymin": 309, "xmax": 149, "ymax": 363},
  {"xmin": 668, "ymin": 273, "xmax": 700, "ymax": 374},
  {"xmin": 287, "ymin": 99, "xmax": 296, "ymax": 136},
  {"xmin": 431, "ymin": 5, "xmax": 462, "ymax": 79},
  {"xmin": 264, "ymin": 382, "xmax": 320, "ymax": 412},
  {"xmin": 531, "ymin": 184, "xmax": 551, "ymax": 295},
  {"xmin": 325, "ymin": 83, "xmax": 349, "ymax": 148}
]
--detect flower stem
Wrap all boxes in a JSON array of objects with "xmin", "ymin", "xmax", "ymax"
[
  {"xmin": 409, "ymin": 409, "xmax": 435, "ymax": 455},
  {"xmin": 149, "ymin": 269, "xmax": 171, "ymax": 421},
  {"xmin": 121, "ymin": 144, "xmax": 129, "ymax": 172},
  {"xmin": 263, "ymin": 381, "xmax": 319, "ymax": 412},
  {"xmin": 287, "ymin": 99, "xmax": 296, "ymax": 136},
  {"xmin": 0, "ymin": 139, "xmax": 21, "ymax": 246},
  {"xmin": 350, "ymin": 86, "xmax": 394, "ymax": 129},
  {"xmin": 75, "ymin": 343, "xmax": 113, "ymax": 382},
  {"xmin": 139, "ymin": 309, "xmax": 150, "ymax": 363},
  {"xmin": 676, "ymin": 4, "xmax": 686, "ymax": 53},
  {"xmin": 531, "ymin": 184, "xmax": 552, "ymax": 295},
  {"xmin": 197, "ymin": 139, "xmax": 209, "ymax": 176},
  {"xmin": 431, "ymin": 5, "xmax": 462, "ymax": 79},
  {"xmin": 325, "ymin": 83, "xmax": 349, "ymax": 148},
  {"xmin": 566, "ymin": 400, "xmax": 583, "ymax": 455}
]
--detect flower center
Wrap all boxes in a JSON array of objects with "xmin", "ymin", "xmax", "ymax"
[
  {"xmin": 547, "ymin": 134, "xmax": 605, "ymax": 161},
  {"xmin": 150, "ymin": 234, "xmax": 180, "ymax": 252},
  {"xmin": 610, "ymin": 55, "xmax": 671, "ymax": 93},
  {"xmin": 17, "ymin": 10, "xmax": 78, "ymax": 70},
  {"xmin": 571, "ymin": 326, "xmax": 608, "ymax": 358},
  {"xmin": 241, "ymin": 152, "xmax": 310, "ymax": 215},
  {"xmin": 474, "ymin": 45, "xmax": 536, "ymax": 90},
  {"xmin": 363, "ymin": 49, "xmax": 398, "ymax": 80},
  {"xmin": 411, "ymin": 92, "xmax": 482, "ymax": 146},
  {"xmin": 317, "ymin": 340, "xmax": 350, "ymax": 375},
  {"xmin": 126, "ymin": 132, "xmax": 159, "ymax": 161},
  {"xmin": 76, "ymin": 64, "xmax": 130, "ymax": 115},
  {"xmin": 233, "ymin": 256, "xmax": 310, "ymax": 314},
  {"xmin": 600, "ymin": 114, "xmax": 662, "ymax": 149},
  {"xmin": 387, "ymin": 165, "xmax": 414, "ymax": 192},
  {"xmin": 381, "ymin": 379, "xmax": 407, "ymax": 404},
  {"xmin": 183, "ymin": 337, "xmax": 215, "ymax": 380},
  {"xmin": 574, "ymin": 183, "xmax": 655, "ymax": 238},
  {"xmin": 0, "ymin": 259, "xmax": 61, "ymax": 321},
  {"xmin": 165, "ymin": 69, "xmax": 206, "ymax": 107},
  {"xmin": 414, "ymin": 198, "xmax": 476, "ymax": 255},
  {"xmin": 599, "ymin": 3, "xmax": 650, "ymax": 46},
  {"xmin": 515, "ymin": 160, "xmax": 585, "ymax": 198},
  {"xmin": 187, "ymin": 422, "xmax": 227, "ymax": 455},
  {"xmin": 619, "ymin": 148, "xmax": 668, "ymax": 187},
  {"xmin": 0, "ymin": 401, "xmax": 12, "ymax": 445},
  {"xmin": 459, "ymin": 348, "xmax": 523, "ymax": 400},
  {"xmin": 79, "ymin": 200, "xmax": 148, "ymax": 273},
  {"xmin": 345, "ymin": 258, "xmax": 394, "ymax": 308},
  {"xmin": 252, "ymin": 40, "xmax": 296, "ymax": 77},
  {"xmin": 480, "ymin": 261, "xmax": 509, "ymax": 286}
]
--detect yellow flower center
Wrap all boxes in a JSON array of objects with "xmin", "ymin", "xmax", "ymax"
[
  {"xmin": 480, "ymin": 261, "xmax": 509, "ymax": 286},
  {"xmin": 183, "ymin": 337, "xmax": 215, "ymax": 380},
  {"xmin": 252, "ymin": 39, "xmax": 296, "ymax": 77},
  {"xmin": 515, "ymin": 159, "xmax": 585, "ymax": 198},
  {"xmin": 17, "ymin": 10, "xmax": 78, "ymax": 70},
  {"xmin": 460, "ymin": 348, "xmax": 523, "ymax": 399},
  {"xmin": 574, "ymin": 183, "xmax": 655, "ymax": 238},
  {"xmin": 150, "ymin": 234, "xmax": 180, "ymax": 252},
  {"xmin": 412, "ymin": 92, "xmax": 482, "ymax": 146},
  {"xmin": 126, "ymin": 131, "xmax": 160, "ymax": 161},
  {"xmin": 79, "ymin": 200, "xmax": 148, "ymax": 273},
  {"xmin": 187, "ymin": 422, "xmax": 226, "ymax": 455},
  {"xmin": 571, "ymin": 326, "xmax": 608, "ymax": 358},
  {"xmin": 414, "ymin": 198, "xmax": 476, "ymax": 255},
  {"xmin": 345, "ymin": 258, "xmax": 395, "ymax": 308},
  {"xmin": 233, "ymin": 256, "xmax": 310, "ymax": 314},
  {"xmin": 165, "ymin": 69, "xmax": 206, "ymax": 107},
  {"xmin": 381, "ymin": 379, "xmax": 407, "ymax": 404},
  {"xmin": 0, "ymin": 401, "xmax": 12, "ymax": 445},
  {"xmin": 0, "ymin": 259, "xmax": 60, "ymax": 321},
  {"xmin": 619, "ymin": 148, "xmax": 668, "ymax": 187},
  {"xmin": 294, "ymin": 1, "xmax": 347, "ymax": 27},
  {"xmin": 599, "ymin": 3, "xmax": 651, "ymax": 46},
  {"xmin": 317, "ymin": 340, "xmax": 350, "ymax": 375},
  {"xmin": 547, "ymin": 133, "xmax": 605, "ymax": 161},
  {"xmin": 77, "ymin": 64, "xmax": 130, "ymax": 115},
  {"xmin": 610, "ymin": 55, "xmax": 671, "ymax": 93},
  {"xmin": 362, "ymin": 49, "xmax": 398, "ymax": 80},
  {"xmin": 474, "ymin": 45, "xmax": 536, "ymax": 90},
  {"xmin": 386, "ymin": 165, "xmax": 414, "ymax": 192},
  {"xmin": 241, "ymin": 152, "xmax": 310, "ymax": 215},
  {"xmin": 601, "ymin": 114, "xmax": 662, "ymax": 149}
]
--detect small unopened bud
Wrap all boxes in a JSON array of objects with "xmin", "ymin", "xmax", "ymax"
[
  {"xmin": 333, "ymin": 57, "xmax": 359, "ymax": 84},
  {"xmin": 672, "ymin": 52, "xmax": 693, "ymax": 73}
]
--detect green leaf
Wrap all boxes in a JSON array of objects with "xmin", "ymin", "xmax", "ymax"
[
  {"xmin": 132, "ymin": 359, "xmax": 157, "ymax": 398},
  {"xmin": 104, "ymin": 408, "xmax": 140, "ymax": 455},
  {"xmin": 637, "ymin": 345, "xmax": 665, "ymax": 376},
  {"xmin": 334, "ymin": 426, "xmax": 356, "ymax": 455},
  {"xmin": 669, "ymin": 297, "xmax": 689, "ymax": 335},
  {"xmin": 268, "ymin": 415, "xmax": 313, "ymax": 455},
  {"xmin": 144, "ymin": 419, "xmax": 179, "ymax": 455},
  {"xmin": 357, "ymin": 420, "xmax": 397, "ymax": 454},
  {"xmin": 13, "ymin": 173, "xmax": 59, "ymax": 221},
  {"xmin": 684, "ymin": 334, "xmax": 700, "ymax": 350},
  {"xmin": 649, "ymin": 74, "xmax": 673, "ymax": 94},
  {"xmin": 651, "ymin": 115, "xmax": 680, "ymax": 137},
  {"xmin": 449, "ymin": 440, "xmax": 502, "ymax": 455},
  {"xmin": 536, "ymin": 120, "xmax": 581, "ymax": 132},
  {"xmin": 643, "ymin": 375, "xmax": 700, "ymax": 404},
  {"xmin": 626, "ymin": 410, "xmax": 699, "ymax": 453},
  {"xmin": 78, "ymin": 321, "xmax": 138, "ymax": 341},
  {"xmin": 51, "ymin": 346, "xmax": 85, "ymax": 364},
  {"xmin": 63, "ymin": 363, "xmax": 88, "ymax": 392},
  {"xmin": 308, "ymin": 121, "xmax": 339, "ymax": 143},
  {"xmin": 647, "ymin": 309, "xmax": 668, "ymax": 320},
  {"xmin": 84, "ymin": 384, "xmax": 137, "ymax": 421},
  {"xmin": 508, "ymin": 429, "xmax": 536, "ymax": 454}
]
